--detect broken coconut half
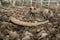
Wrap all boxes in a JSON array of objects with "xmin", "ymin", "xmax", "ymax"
[{"xmin": 10, "ymin": 16, "xmax": 49, "ymax": 27}]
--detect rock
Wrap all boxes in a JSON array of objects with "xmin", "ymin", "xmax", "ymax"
[
  {"xmin": 22, "ymin": 31, "xmax": 34, "ymax": 40},
  {"xmin": 1, "ymin": 15, "xmax": 8, "ymax": 21},
  {"xmin": 49, "ymin": 28, "xmax": 56, "ymax": 34},
  {"xmin": 1, "ymin": 22, "xmax": 9, "ymax": 26},
  {"xmin": 56, "ymin": 34, "xmax": 60, "ymax": 39},
  {"xmin": 48, "ymin": 23, "xmax": 53, "ymax": 26},
  {"xmin": 15, "ymin": 38, "xmax": 21, "ymax": 40},
  {"xmin": 41, "ymin": 32, "xmax": 48, "ymax": 38},
  {"xmin": 0, "ymin": 22, "xmax": 9, "ymax": 30},
  {"xmin": 36, "ymin": 29, "xmax": 41, "ymax": 33},
  {"xmin": 22, "ymin": 36, "xmax": 31, "ymax": 40},
  {"xmin": 9, "ymin": 31, "xmax": 19, "ymax": 40},
  {"xmin": 3, "ymin": 35, "xmax": 9, "ymax": 40},
  {"xmin": 2, "ymin": 29, "xmax": 8, "ymax": 35},
  {"xmin": 24, "ymin": 31, "xmax": 33, "ymax": 37},
  {"xmin": 0, "ymin": 32, "xmax": 5, "ymax": 39},
  {"xmin": 37, "ymin": 30, "xmax": 48, "ymax": 39}
]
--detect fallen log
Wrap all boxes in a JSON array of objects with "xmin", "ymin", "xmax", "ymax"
[{"xmin": 10, "ymin": 16, "xmax": 49, "ymax": 27}]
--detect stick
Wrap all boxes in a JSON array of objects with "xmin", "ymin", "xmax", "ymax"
[{"xmin": 10, "ymin": 16, "xmax": 49, "ymax": 27}]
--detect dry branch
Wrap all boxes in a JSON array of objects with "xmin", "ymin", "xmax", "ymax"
[{"xmin": 10, "ymin": 16, "xmax": 49, "ymax": 27}]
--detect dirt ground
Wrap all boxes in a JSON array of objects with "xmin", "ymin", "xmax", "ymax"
[{"xmin": 0, "ymin": 6, "xmax": 60, "ymax": 40}]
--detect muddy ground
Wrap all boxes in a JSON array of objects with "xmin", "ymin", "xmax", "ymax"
[{"xmin": 0, "ymin": 7, "xmax": 60, "ymax": 40}]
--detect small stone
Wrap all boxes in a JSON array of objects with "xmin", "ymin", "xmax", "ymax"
[
  {"xmin": 0, "ymin": 32, "xmax": 5, "ymax": 39},
  {"xmin": 41, "ymin": 32, "xmax": 48, "ymax": 38},
  {"xmin": 22, "ymin": 36, "xmax": 30, "ymax": 40},
  {"xmin": 9, "ymin": 31, "xmax": 19, "ymax": 40},
  {"xmin": 4, "ymin": 35, "xmax": 9, "ymax": 40},
  {"xmin": 56, "ymin": 34, "xmax": 60, "ymax": 39},
  {"xmin": 36, "ymin": 29, "xmax": 41, "ymax": 33},
  {"xmin": 37, "ymin": 30, "xmax": 48, "ymax": 38},
  {"xmin": 24, "ymin": 31, "xmax": 33, "ymax": 37}
]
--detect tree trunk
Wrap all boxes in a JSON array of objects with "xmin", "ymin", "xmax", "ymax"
[
  {"xmin": 12, "ymin": 0, "xmax": 15, "ymax": 6},
  {"xmin": 9, "ymin": 0, "xmax": 15, "ymax": 6}
]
